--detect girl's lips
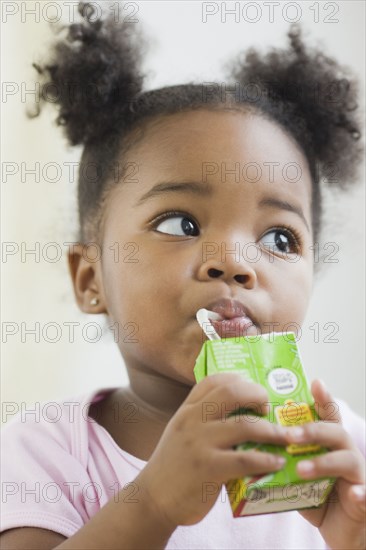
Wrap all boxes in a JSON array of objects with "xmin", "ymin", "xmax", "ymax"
[
  {"xmin": 211, "ymin": 316, "xmax": 257, "ymax": 338},
  {"xmin": 206, "ymin": 298, "xmax": 256, "ymax": 324},
  {"xmin": 203, "ymin": 298, "xmax": 259, "ymax": 338}
]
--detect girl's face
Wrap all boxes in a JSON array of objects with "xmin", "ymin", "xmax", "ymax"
[{"xmin": 96, "ymin": 109, "xmax": 314, "ymax": 386}]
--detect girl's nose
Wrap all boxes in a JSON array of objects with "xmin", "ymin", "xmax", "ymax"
[{"xmin": 197, "ymin": 253, "xmax": 257, "ymax": 289}]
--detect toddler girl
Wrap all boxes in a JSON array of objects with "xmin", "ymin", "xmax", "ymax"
[{"xmin": 1, "ymin": 2, "xmax": 365, "ymax": 549}]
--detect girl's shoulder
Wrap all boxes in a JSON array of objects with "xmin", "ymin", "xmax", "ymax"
[
  {"xmin": 1, "ymin": 386, "xmax": 120, "ymax": 463},
  {"xmin": 0, "ymin": 386, "xmax": 143, "ymax": 538}
]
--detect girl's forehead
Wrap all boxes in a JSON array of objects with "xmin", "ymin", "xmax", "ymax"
[
  {"xmin": 106, "ymin": 109, "xmax": 313, "ymax": 230},
  {"xmin": 120, "ymin": 109, "xmax": 312, "ymax": 201},
  {"xmin": 126, "ymin": 109, "xmax": 310, "ymax": 173}
]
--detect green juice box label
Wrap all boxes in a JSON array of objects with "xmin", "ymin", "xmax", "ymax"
[{"xmin": 194, "ymin": 332, "xmax": 335, "ymax": 516}]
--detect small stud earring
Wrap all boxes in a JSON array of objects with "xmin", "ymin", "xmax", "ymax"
[{"xmin": 90, "ymin": 297, "xmax": 99, "ymax": 306}]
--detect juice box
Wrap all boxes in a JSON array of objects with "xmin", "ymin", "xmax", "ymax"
[{"xmin": 194, "ymin": 332, "xmax": 335, "ymax": 516}]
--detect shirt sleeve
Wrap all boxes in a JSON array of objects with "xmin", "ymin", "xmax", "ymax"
[{"xmin": 0, "ymin": 412, "xmax": 92, "ymax": 538}]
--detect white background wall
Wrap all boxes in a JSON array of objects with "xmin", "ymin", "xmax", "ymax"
[{"xmin": 1, "ymin": 1, "xmax": 365, "ymax": 422}]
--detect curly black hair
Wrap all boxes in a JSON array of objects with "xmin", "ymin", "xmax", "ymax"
[{"xmin": 30, "ymin": 1, "xmax": 363, "ymax": 246}]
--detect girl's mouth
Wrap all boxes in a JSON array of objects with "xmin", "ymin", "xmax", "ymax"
[
  {"xmin": 200, "ymin": 298, "xmax": 259, "ymax": 339},
  {"xmin": 210, "ymin": 316, "xmax": 257, "ymax": 338}
]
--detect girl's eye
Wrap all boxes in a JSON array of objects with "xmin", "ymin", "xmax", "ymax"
[
  {"xmin": 260, "ymin": 228, "xmax": 300, "ymax": 255},
  {"xmin": 154, "ymin": 213, "xmax": 199, "ymax": 237}
]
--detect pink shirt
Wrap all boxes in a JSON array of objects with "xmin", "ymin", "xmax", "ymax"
[{"xmin": 1, "ymin": 387, "xmax": 365, "ymax": 549}]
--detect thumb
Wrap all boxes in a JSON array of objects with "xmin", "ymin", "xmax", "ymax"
[
  {"xmin": 345, "ymin": 483, "xmax": 366, "ymax": 522},
  {"xmin": 311, "ymin": 379, "xmax": 342, "ymax": 424}
]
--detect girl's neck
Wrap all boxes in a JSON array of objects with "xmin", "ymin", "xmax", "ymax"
[
  {"xmin": 125, "ymin": 367, "xmax": 192, "ymax": 423},
  {"xmin": 89, "ymin": 369, "xmax": 193, "ymax": 462}
]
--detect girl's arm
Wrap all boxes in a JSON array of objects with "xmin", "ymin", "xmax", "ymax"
[
  {"xmin": 0, "ymin": 480, "xmax": 176, "ymax": 550},
  {"xmin": 57, "ymin": 478, "xmax": 176, "ymax": 550},
  {"xmin": 0, "ymin": 527, "xmax": 66, "ymax": 549},
  {"xmin": 1, "ymin": 373, "xmax": 290, "ymax": 549}
]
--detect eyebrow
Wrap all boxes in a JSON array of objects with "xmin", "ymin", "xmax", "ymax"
[
  {"xmin": 258, "ymin": 197, "xmax": 310, "ymax": 232},
  {"xmin": 135, "ymin": 181, "xmax": 212, "ymax": 206},
  {"xmin": 135, "ymin": 180, "xmax": 310, "ymax": 231}
]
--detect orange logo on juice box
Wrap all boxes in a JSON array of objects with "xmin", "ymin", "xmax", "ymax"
[{"xmin": 275, "ymin": 400, "xmax": 321, "ymax": 455}]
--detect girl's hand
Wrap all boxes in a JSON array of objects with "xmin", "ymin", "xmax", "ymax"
[
  {"xmin": 286, "ymin": 379, "xmax": 366, "ymax": 550},
  {"xmin": 135, "ymin": 373, "xmax": 289, "ymax": 528}
]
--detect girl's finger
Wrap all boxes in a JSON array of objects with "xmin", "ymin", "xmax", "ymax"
[
  {"xmin": 285, "ymin": 420, "xmax": 354, "ymax": 450},
  {"xmin": 296, "ymin": 449, "xmax": 366, "ymax": 484},
  {"xmin": 349, "ymin": 484, "xmax": 366, "ymax": 521},
  {"xmin": 206, "ymin": 415, "xmax": 288, "ymax": 448},
  {"xmin": 311, "ymin": 379, "xmax": 342, "ymax": 424},
  {"xmin": 211, "ymin": 448, "xmax": 287, "ymax": 481},
  {"xmin": 188, "ymin": 372, "xmax": 268, "ymax": 411},
  {"xmin": 349, "ymin": 484, "xmax": 366, "ymax": 514},
  {"xmin": 196, "ymin": 379, "xmax": 269, "ymax": 421}
]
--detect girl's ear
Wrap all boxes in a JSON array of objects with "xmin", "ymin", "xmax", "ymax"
[{"xmin": 67, "ymin": 244, "xmax": 108, "ymax": 314}]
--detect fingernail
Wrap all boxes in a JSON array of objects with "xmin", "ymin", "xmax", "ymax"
[
  {"xmin": 352, "ymin": 485, "xmax": 366, "ymax": 501},
  {"xmin": 297, "ymin": 460, "xmax": 314, "ymax": 476},
  {"xmin": 318, "ymin": 379, "xmax": 331, "ymax": 398},
  {"xmin": 286, "ymin": 427, "xmax": 304, "ymax": 441},
  {"xmin": 275, "ymin": 456, "xmax": 286, "ymax": 467},
  {"xmin": 297, "ymin": 461, "xmax": 314, "ymax": 476}
]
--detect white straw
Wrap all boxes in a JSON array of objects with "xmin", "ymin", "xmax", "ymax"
[{"xmin": 196, "ymin": 308, "xmax": 221, "ymax": 340}]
